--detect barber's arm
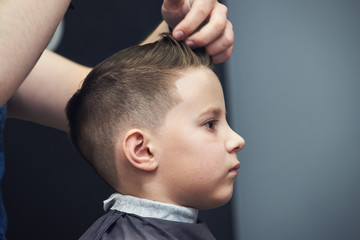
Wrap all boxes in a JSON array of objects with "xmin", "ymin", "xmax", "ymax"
[
  {"xmin": 0, "ymin": 0, "xmax": 71, "ymax": 106},
  {"xmin": 7, "ymin": 21, "xmax": 170, "ymax": 131},
  {"xmin": 7, "ymin": 50, "xmax": 91, "ymax": 131}
]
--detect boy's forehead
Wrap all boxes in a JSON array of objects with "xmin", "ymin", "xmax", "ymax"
[
  {"xmin": 170, "ymin": 67, "xmax": 225, "ymax": 114},
  {"xmin": 152, "ymin": 67, "xmax": 225, "ymax": 134},
  {"xmin": 174, "ymin": 67, "xmax": 221, "ymax": 97}
]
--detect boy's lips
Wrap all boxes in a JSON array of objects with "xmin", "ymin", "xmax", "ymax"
[{"xmin": 229, "ymin": 162, "xmax": 241, "ymax": 175}]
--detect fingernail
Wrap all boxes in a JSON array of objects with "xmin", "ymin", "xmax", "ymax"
[
  {"xmin": 173, "ymin": 31, "xmax": 184, "ymax": 40},
  {"xmin": 186, "ymin": 40, "xmax": 195, "ymax": 48}
]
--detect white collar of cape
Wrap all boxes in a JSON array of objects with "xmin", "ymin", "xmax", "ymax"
[{"xmin": 104, "ymin": 193, "xmax": 199, "ymax": 224}]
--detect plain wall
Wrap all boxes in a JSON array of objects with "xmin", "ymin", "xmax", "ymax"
[{"xmin": 227, "ymin": 1, "xmax": 360, "ymax": 240}]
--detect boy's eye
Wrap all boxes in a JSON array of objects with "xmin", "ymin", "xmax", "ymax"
[{"xmin": 204, "ymin": 120, "xmax": 218, "ymax": 130}]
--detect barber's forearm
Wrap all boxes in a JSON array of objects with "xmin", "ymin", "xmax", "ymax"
[
  {"xmin": 0, "ymin": 0, "xmax": 71, "ymax": 106},
  {"xmin": 7, "ymin": 19, "xmax": 167, "ymax": 131},
  {"xmin": 8, "ymin": 50, "xmax": 91, "ymax": 132},
  {"xmin": 140, "ymin": 21, "xmax": 170, "ymax": 45}
]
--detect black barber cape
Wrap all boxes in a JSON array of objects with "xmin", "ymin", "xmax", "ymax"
[{"xmin": 79, "ymin": 210, "xmax": 216, "ymax": 240}]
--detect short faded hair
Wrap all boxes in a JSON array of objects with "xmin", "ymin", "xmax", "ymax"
[{"xmin": 66, "ymin": 34, "xmax": 211, "ymax": 188}]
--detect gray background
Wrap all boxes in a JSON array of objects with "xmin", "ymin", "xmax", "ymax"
[{"xmin": 227, "ymin": 1, "xmax": 360, "ymax": 239}]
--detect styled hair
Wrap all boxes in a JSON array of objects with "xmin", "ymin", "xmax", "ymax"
[{"xmin": 66, "ymin": 33, "xmax": 211, "ymax": 188}]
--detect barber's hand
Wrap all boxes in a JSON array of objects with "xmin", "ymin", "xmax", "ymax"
[{"xmin": 162, "ymin": 0, "xmax": 234, "ymax": 64}]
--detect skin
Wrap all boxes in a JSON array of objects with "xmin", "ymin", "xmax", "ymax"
[
  {"xmin": 121, "ymin": 67, "xmax": 245, "ymax": 210},
  {"xmin": 0, "ymin": 0, "xmax": 71, "ymax": 105}
]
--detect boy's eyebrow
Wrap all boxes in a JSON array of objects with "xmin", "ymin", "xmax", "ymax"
[{"xmin": 198, "ymin": 106, "xmax": 224, "ymax": 118}]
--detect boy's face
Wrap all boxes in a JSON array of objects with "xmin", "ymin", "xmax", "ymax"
[{"xmin": 152, "ymin": 67, "xmax": 245, "ymax": 209}]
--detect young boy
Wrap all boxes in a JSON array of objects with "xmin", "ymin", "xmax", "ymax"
[{"xmin": 66, "ymin": 34, "xmax": 245, "ymax": 240}]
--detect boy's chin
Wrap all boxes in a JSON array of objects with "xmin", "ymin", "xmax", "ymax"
[{"xmin": 194, "ymin": 192, "xmax": 233, "ymax": 210}]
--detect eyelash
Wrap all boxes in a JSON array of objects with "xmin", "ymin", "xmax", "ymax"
[{"xmin": 204, "ymin": 120, "xmax": 218, "ymax": 130}]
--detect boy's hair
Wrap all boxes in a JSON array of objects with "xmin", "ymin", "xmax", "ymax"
[{"xmin": 66, "ymin": 34, "xmax": 211, "ymax": 188}]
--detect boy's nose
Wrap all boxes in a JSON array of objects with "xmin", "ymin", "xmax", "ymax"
[{"xmin": 226, "ymin": 127, "xmax": 245, "ymax": 154}]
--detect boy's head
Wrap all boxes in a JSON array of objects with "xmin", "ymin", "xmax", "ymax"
[{"xmin": 66, "ymin": 34, "xmax": 245, "ymax": 210}]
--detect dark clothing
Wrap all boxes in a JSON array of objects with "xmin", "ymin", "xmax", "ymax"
[
  {"xmin": 0, "ymin": 104, "xmax": 7, "ymax": 240},
  {"xmin": 80, "ymin": 210, "xmax": 216, "ymax": 240}
]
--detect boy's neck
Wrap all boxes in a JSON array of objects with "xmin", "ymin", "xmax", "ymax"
[{"xmin": 104, "ymin": 193, "xmax": 199, "ymax": 223}]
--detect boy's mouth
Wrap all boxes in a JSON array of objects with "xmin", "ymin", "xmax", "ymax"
[{"xmin": 229, "ymin": 162, "xmax": 241, "ymax": 174}]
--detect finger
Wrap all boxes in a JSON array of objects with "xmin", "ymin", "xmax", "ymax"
[
  {"xmin": 162, "ymin": 0, "xmax": 189, "ymax": 30},
  {"xmin": 162, "ymin": 0, "xmax": 186, "ymax": 10},
  {"xmin": 210, "ymin": 44, "xmax": 234, "ymax": 64},
  {"xmin": 172, "ymin": 0, "xmax": 216, "ymax": 41},
  {"xmin": 185, "ymin": 3, "xmax": 228, "ymax": 48},
  {"xmin": 204, "ymin": 20, "xmax": 234, "ymax": 57}
]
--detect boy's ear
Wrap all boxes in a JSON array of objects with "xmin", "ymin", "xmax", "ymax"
[{"xmin": 123, "ymin": 129, "xmax": 158, "ymax": 172}]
